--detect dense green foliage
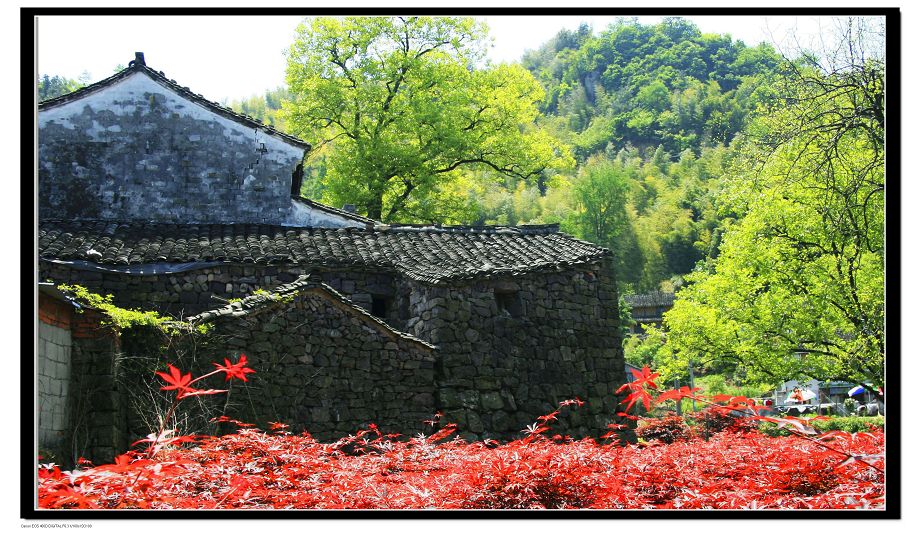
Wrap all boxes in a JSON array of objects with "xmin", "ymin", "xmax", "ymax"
[
  {"xmin": 283, "ymin": 16, "xmax": 572, "ymax": 222},
  {"xmin": 463, "ymin": 17, "xmax": 780, "ymax": 292},
  {"xmin": 38, "ymin": 73, "xmax": 88, "ymax": 101},
  {"xmin": 521, "ymin": 17, "xmax": 781, "ymax": 159},
  {"xmin": 472, "ymin": 144, "xmax": 734, "ymax": 292},
  {"xmin": 228, "ymin": 87, "xmax": 291, "ymax": 132},
  {"xmin": 759, "ymin": 416, "xmax": 884, "ymax": 437},
  {"xmin": 661, "ymin": 18, "xmax": 885, "ymax": 388},
  {"xmin": 243, "ymin": 17, "xmax": 784, "ymax": 293}
]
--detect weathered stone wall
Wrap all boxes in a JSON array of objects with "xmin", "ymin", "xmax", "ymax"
[
  {"xmin": 41, "ymin": 261, "xmax": 626, "ymax": 444},
  {"xmin": 404, "ymin": 263, "xmax": 624, "ymax": 441},
  {"xmin": 68, "ymin": 331, "xmax": 127, "ymax": 465},
  {"xmin": 38, "ymin": 293, "xmax": 126, "ymax": 467},
  {"xmin": 38, "ymin": 71, "xmax": 357, "ymax": 228},
  {"xmin": 119, "ymin": 289, "xmax": 436, "ymax": 443}
]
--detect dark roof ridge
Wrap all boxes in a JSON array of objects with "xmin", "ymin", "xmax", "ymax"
[
  {"xmin": 373, "ymin": 223, "xmax": 561, "ymax": 235},
  {"xmin": 623, "ymin": 291, "xmax": 676, "ymax": 307},
  {"xmin": 292, "ymin": 197, "xmax": 379, "ymax": 226},
  {"xmin": 186, "ymin": 275, "xmax": 435, "ymax": 350},
  {"xmin": 39, "ymin": 218, "xmax": 568, "ymax": 236},
  {"xmin": 38, "ymin": 54, "xmax": 311, "ymax": 150}
]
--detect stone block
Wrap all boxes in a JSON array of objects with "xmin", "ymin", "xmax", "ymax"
[
  {"xmin": 459, "ymin": 390, "xmax": 480, "ymax": 410},
  {"xmin": 438, "ymin": 388, "xmax": 461, "ymax": 409},
  {"xmin": 480, "ymin": 392, "xmax": 503, "ymax": 411},
  {"xmin": 411, "ymin": 392, "xmax": 434, "ymax": 407},
  {"xmin": 262, "ymin": 321, "xmax": 281, "ymax": 333},
  {"xmin": 474, "ymin": 377, "xmax": 499, "ymax": 390},
  {"xmin": 466, "ymin": 412, "xmax": 484, "ymax": 433},
  {"xmin": 490, "ymin": 411, "xmax": 513, "ymax": 432},
  {"xmin": 310, "ymin": 407, "xmax": 331, "ymax": 423}
]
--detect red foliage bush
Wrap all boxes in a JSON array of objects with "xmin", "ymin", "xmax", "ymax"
[
  {"xmin": 635, "ymin": 415, "xmax": 691, "ymax": 444},
  {"xmin": 37, "ymin": 425, "xmax": 886, "ymax": 510},
  {"xmin": 689, "ymin": 407, "xmax": 760, "ymax": 437},
  {"xmin": 36, "ymin": 362, "xmax": 886, "ymax": 510}
]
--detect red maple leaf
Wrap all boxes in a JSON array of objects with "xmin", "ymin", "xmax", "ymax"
[
  {"xmin": 629, "ymin": 365, "xmax": 660, "ymax": 390},
  {"xmin": 214, "ymin": 354, "xmax": 256, "ymax": 382},
  {"xmin": 156, "ymin": 364, "xmax": 193, "ymax": 393},
  {"xmin": 621, "ymin": 389, "xmax": 653, "ymax": 412},
  {"xmin": 656, "ymin": 386, "xmax": 701, "ymax": 404}
]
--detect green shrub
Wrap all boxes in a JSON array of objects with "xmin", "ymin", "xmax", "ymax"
[
  {"xmin": 843, "ymin": 398, "xmax": 857, "ymax": 415},
  {"xmin": 58, "ymin": 284, "xmax": 166, "ymax": 329},
  {"xmin": 759, "ymin": 416, "xmax": 884, "ymax": 437}
]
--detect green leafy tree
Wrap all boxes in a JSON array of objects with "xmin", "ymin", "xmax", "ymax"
[
  {"xmin": 662, "ymin": 18, "xmax": 885, "ymax": 389},
  {"xmin": 38, "ymin": 74, "xmax": 85, "ymax": 101},
  {"xmin": 284, "ymin": 16, "xmax": 572, "ymax": 222},
  {"xmin": 229, "ymin": 87, "xmax": 292, "ymax": 132},
  {"xmin": 569, "ymin": 155, "xmax": 643, "ymax": 289}
]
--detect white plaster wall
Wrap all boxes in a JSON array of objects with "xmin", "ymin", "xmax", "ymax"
[
  {"xmin": 39, "ymin": 71, "xmax": 363, "ymax": 228},
  {"xmin": 286, "ymin": 199, "xmax": 365, "ymax": 228}
]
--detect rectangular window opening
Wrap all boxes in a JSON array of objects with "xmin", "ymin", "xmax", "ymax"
[
  {"xmin": 371, "ymin": 295, "xmax": 391, "ymax": 319},
  {"xmin": 495, "ymin": 290, "xmax": 522, "ymax": 318}
]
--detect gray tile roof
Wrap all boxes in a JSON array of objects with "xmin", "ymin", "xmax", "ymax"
[
  {"xmin": 623, "ymin": 291, "xmax": 675, "ymax": 308},
  {"xmin": 39, "ymin": 220, "xmax": 610, "ymax": 284}
]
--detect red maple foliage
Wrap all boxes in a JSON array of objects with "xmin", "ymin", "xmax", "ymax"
[{"xmin": 37, "ymin": 361, "xmax": 886, "ymax": 510}]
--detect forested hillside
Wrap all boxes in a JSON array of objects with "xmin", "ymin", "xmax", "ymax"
[{"xmin": 523, "ymin": 17, "xmax": 780, "ymax": 158}]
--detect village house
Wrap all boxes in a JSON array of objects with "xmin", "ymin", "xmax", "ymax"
[
  {"xmin": 623, "ymin": 291, "xmax": 675, "ymax": 335},
  {"xmin": 36, "ymin": 53, "xmax": 627, "ymax": 463}
]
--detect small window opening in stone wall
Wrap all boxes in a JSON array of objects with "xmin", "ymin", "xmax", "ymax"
[
  {"xmin": 371, "ymin": 295, "xmax": 391, "ymax": 319},
  {"xmin": 495, "ymin": 290, "xmax": 522, "ymax": 317}
]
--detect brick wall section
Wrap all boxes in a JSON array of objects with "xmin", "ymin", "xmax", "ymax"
[
  {"xmin": 38, "ymin": 295, "xmax": 125, "ymax": 466},
  {"xmin": 39, "ymin": 292, "xmax": 71, "ymax": 329},
  {"xmin": 38, "ymin": 320, "xmax": 72, "ymax": 462}
]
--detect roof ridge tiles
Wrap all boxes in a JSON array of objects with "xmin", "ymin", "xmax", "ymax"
[{"xmin": 376, "ymin": 223, "xmax": 561, "ymax": 235}]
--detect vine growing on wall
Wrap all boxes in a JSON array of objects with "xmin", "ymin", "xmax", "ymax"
[{"xmin": 57, "ymin": 284, "xmax": 212, "ymax": 334}]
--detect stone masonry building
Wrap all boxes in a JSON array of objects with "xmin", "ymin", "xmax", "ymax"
[{"xmin": 37, "ymin": 53, "xmax": 627, "ymax": 463}]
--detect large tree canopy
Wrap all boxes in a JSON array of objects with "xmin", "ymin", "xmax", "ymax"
[
  {"xmin": 284, "ymin": 16, "xmax": 572, "ymax": 222},
  {"xmin": 660, "ymin": 19, "xmax": 886, "ymax": 389}
]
